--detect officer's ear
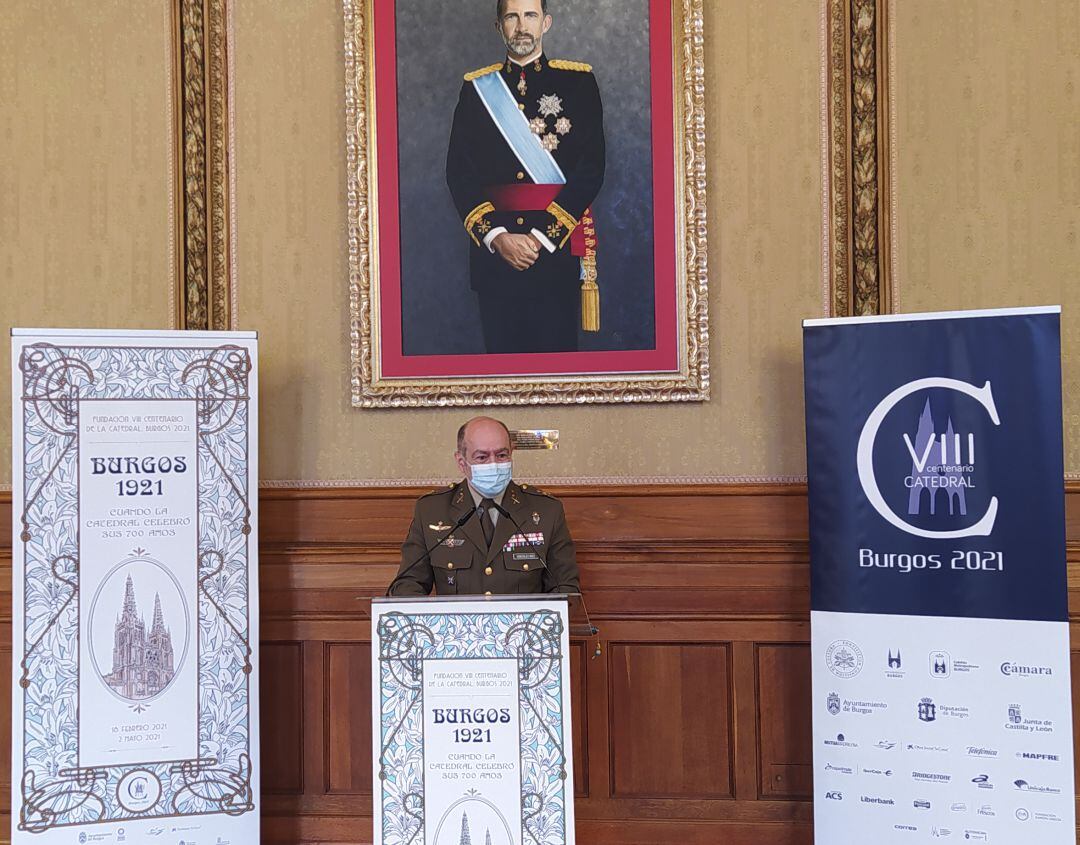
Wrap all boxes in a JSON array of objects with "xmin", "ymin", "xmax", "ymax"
[{"xmin": 542, "ymin": 14, "xmax": 552, "ymax": 35}]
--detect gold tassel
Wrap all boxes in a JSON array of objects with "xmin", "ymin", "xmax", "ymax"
[{"xmin": 580, "ymin": 255, "xmax": 600, "ymax": 332}]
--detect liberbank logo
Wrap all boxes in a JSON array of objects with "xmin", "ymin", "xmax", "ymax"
[{"xmin": 857, "ymin": 378, "xmax": 1000, "ymax": 539}]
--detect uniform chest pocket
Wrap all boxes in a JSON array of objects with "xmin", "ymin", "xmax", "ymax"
[
  {"xmin": 430, "ymin": 547, "xmax": 473, "ymax": 595},
  {"xmin": 501, "ymin": 550, "xmax": 545, "ymax": 593}
]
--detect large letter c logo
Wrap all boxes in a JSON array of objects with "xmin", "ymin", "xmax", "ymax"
[{"xmin": 856, "ymin": 377, "xmax": 999, "ymax": 539}]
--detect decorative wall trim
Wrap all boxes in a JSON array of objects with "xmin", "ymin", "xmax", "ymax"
[
  {"xmin": 257, "ymin": 475, "xmax": 810, "ymax": 490},
  {"xmin": 176, "ymin": 0, "xmax": 234, "ymax": 330},
  {"xmin": 825, "ymin": 0, "xmax": 894, "ymax": 316}
]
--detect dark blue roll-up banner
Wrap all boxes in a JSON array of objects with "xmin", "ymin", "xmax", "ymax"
[{"xmin": 804, "ymin": 306, "xmax": 1075, "ymax": 843}]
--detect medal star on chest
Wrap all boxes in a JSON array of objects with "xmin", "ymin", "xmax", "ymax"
[{"xmin": 537, "ymin": 93, "xmax": 563, "ymax": 118}]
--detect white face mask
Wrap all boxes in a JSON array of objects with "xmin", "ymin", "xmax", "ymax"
[{"xmin": 469, "ymin": 460, "xmax": 512, "ymax": 498}]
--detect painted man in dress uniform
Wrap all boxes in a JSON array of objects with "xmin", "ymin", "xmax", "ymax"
[
  {"xmin": 389, "ymin": 416, "xmax": 580, "ymax": 596},
  {"xmin": 446, "ymin": 0, "xmax": 606, "ymax": 354}
]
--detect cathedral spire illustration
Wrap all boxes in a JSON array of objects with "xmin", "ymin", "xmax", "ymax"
[
  {"xmin": 458, "ymin": 812, "xmax": 472, "ymax": 845},
  {"xmin": 104, "ymin": 576, "xmax": 175, "ymax": 700}
]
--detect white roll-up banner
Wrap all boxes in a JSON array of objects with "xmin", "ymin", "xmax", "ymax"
[{"xmin": 10, "ymin": 329, "xmax": 259, "ymax": 844}]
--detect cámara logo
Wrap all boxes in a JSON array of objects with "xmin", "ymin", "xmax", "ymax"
[
  {"xmin": 1000, "ymin": 661, "xmax": 1052, "ymax": 677},
  {"xmin": 857, "ymin": 378, "xmax": 1000, "ymax": 538}
]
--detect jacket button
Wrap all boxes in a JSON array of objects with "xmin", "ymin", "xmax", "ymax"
[
  {"xmin": 485, "ymin": 566, "xmax": 493, "ymax": 575},
  {"xmin": 484, "ymin": 591, "xmax": 492, "ymax": 596},
  {"xmin": 518, "ymin": 103, "xmax": 525, "ymax": 111},
  {"xmin": 516, "ymin": 172, "xmax": 524, "ymax": 180},
  {"xmin": 447, "ymin": 562, "xmax": 454, "ymax": 570},
  {"xmin": 522, "ymin": 563, "xmax": 530, "ymax": 571},
  {"xmin": 516, "ymin": 217, "xmax": 525, "ymax": 225}
]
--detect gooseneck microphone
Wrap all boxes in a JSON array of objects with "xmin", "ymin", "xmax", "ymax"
[{"xmin": 385, "ymin": 505, "xmax": 479, "ymax": 596}]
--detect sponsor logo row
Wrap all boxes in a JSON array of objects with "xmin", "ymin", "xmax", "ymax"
[
  {"xmin": 820, "ymin": 764, "xmax": 1062, "ymax": 796},
  {"xmin": 826, "ymin": 639, "xmax": 1053, "ymax": 681},
  {"xmin": 825, "ymin": 693, "xmax": 1055, "ymax": 735},
  {"xmin": 822, "ymin": 733, "xmax": 1059, "ymax": 762}
]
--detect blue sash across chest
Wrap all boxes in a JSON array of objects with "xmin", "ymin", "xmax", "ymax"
[{"xmin": 471, "ymin": 71, "xmax": 566, "ymax": 186}]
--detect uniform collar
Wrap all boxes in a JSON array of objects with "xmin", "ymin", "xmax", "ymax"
[
  {"xmin": 505, "ymin": 52, "xmax": 547, "ymax": 75},
  {"xmin": 466, "ymin": 481, "xmax": 505, "ymax": 510}
]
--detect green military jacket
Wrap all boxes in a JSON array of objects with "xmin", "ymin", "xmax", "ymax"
[{"xmin": 390, "ymin": 480, "xmax": 580, "ymax": 596}]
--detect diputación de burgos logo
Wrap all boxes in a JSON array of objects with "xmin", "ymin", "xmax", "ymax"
[{"xmin": 857, "ymin": 378, "xmax": 1000, "ymax": 539}]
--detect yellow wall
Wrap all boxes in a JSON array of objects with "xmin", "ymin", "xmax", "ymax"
[
  {"xmin": 233, "ymin": 0, "xmax": 825, "ymax": 483},
  {"xmin": 7, "ymin": 2, "xmax": 1079, "ymax": 486},
  {"xmin": 0, "ymin": 1, "xmax": 175, "ymax": 486},
  {"xmin": 894, "ymin": 0, "xmax": 1080, "ymax": 474}
]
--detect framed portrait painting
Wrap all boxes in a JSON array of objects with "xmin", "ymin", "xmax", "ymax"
[{"xmin": 345, "ymin": 0, "xmax": 708, "ymax": 406}]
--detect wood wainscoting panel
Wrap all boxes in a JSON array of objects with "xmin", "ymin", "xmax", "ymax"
[
  {"xmin": 756, "ymin": 644, "xmax": 813, "ymax": 800},
  {"xmin": 1, "ymin": 485, "xmax": 1080, "ymax": 843},
  {"xmin": 326, "ymin": 642, "xmax": 373, "ymax": 795},
  {"xmin": 569, "ymin": 640, "xmax": 590, "ymax": 798},
  {"xmin": 609, "ymin": 642, "xmax": 734, "ymax": 799},
  {"xmin": 261, "ymin": 641, "xmax": 305, "ymax": 795}
]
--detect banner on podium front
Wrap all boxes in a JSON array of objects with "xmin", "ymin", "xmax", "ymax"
[
  {"xmin": 372, "ymin": 596, "xmax": 575, "ymax": 845},
  {"xmin": 10, "ymin": 329, "xmax": 260, "ymax": 844},
  {"xmin": 804, "ymin": 307, "xmax": 1075, "ymax": 843}
]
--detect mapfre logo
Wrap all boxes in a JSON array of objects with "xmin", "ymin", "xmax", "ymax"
[{"xmin": 857, "ymin": 378, "xmax": 1000, "ymax": 538}]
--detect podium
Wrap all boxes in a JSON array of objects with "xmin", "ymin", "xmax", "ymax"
[{"xmin": 371, "ymin": 594, "xmax": 590, "ymax": 845}]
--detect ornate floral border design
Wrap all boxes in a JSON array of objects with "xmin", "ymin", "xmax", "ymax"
[
  {"xmin": 824, "ymin": 0, "xmax": 895, "ymax": 317},
  {"xmin": 15, "ymin": 343, "xmax": 254, "ymax": 831},
  {"xmin": 176, "ymin": 0, "xmax": 235, "ymax": 331},
  {"xmin": 375, "ymin": 607, "xmax": 569, "ymax": 845},
  {"xmin": 344, "ymin": 0, "xmax": 710, "ymax": 407}
]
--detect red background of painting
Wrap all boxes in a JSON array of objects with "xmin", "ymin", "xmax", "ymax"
[{"xmin": 373, "ymin": 0, "xmax": 678, "ymax": 378}]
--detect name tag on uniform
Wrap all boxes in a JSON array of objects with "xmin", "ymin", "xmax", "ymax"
[
  {"xmin": 503, "ymin": 532, "xmax": 544, "ymax": 552},
  {"xmin": 512, "ymin": 552, "xmax": 539, "ymax": 561}
]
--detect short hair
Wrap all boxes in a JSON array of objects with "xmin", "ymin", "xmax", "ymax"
[
  {"xmin": 457, "ymin": 417, "xmax": 512, "ymax": 454},
  {"xmin": 497, "ymin": 0, "xmax": 548, "ymax": 20}
]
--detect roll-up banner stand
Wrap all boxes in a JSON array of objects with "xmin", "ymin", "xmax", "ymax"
[
  {"xmin": 10, "ymin": 329, "xmax": 260, "ymax": 844},
  {"xmin": 804, "ymin": 307, "xmax": 1075, "ymax": 842}
]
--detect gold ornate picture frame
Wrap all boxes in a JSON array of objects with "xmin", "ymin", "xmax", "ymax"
[
  {"xmin": 344, "ymin": 0, "xmax": 711, "ymax": 408},
  {"xmin": 824, "ymin": 0, "xmax": 895, "ymax": 317},
  {"xmin": 174, "ymin": 0, "xmax": 236, "ymax": 331},
  {"xmin": 172, "ymin": 0, "xmax": 893, "ymax": 336}
]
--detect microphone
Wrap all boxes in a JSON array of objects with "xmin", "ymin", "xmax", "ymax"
[
  {"xmin": 495, "ymin": 502, "xmax": 597, "ymax": 640},
  {"xmin": 386, "ymin": 505, "xmax": 479, "ymax": 596}
]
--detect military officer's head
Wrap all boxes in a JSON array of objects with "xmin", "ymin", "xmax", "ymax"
[
  {"xmin": 496, "ymin": 0, "xmax": 552, "ymax": 62},
  {"xmin": 455, "ymin": 416, "xmax": 514, "ymax": 498}
]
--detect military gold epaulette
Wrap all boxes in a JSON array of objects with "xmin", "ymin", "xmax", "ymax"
[
  {"xmin": 519, "ymin": 483, "xmax": 555, "ymax": 498},
  {"xmin": 464, "ymin": 63, "xmax": 503, "ymax": 81},
  {"xmin": 418, "ymin": 486, "xmax": 450, "ymax": 499},
  {"xmin": 549, "ymin": 59, "xmax": 592, "ymax": 73}
]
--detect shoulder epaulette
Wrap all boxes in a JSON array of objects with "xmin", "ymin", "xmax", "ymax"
[
  {"xmin": 418, "ymin": 485, "xmax": 450, "ymax": 499},
  {"xmin": 464, "ymin": 63, "xmax": 503, "ymax": 81},
  {"xmin": 519, "ymin": 483, "xmax": 556, "ymax": 499},
  {"xmin": 549, "ymin": 59, "xmax": 592, "ymax": 73}
]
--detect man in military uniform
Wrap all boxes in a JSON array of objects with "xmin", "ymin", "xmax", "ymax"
[
  {"xmin": 388, "ymin": 416, "xmax": 580, "ymax": 596},
  {"xmin": 446, "ymin": 0, "xmax": 606, "ymax": 354}
]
